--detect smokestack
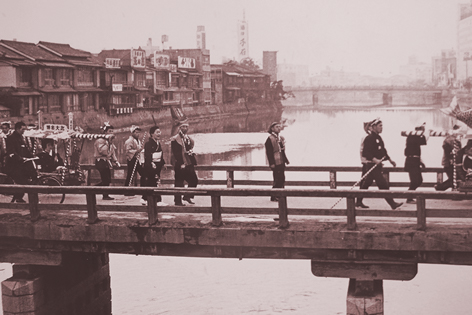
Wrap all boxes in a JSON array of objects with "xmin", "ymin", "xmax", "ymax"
[{"xmin": 147, "ymin": 38, "xmax": 152, "ymax": 47}]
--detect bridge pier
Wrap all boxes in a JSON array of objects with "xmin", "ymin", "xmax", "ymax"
[
  {"xmin": 2, "ymin": 252, "xmax": 111, "ymax": 315},
  {"xmin": 347, "ymin": 279, "xmax": 383, "ymax": 315}
]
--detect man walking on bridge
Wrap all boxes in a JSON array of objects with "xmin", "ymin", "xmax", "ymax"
[
  {"xmin": 356, "ymin": 118, "xmax": 403, "ymax": 210},
  {"xmin": 265, "ymin": 122, "xmax": 289, "ymax": 202}
]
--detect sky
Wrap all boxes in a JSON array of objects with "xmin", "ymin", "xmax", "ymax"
[{"xmin": 0, "ymin": 0, "xmax": 467, "ymax": 77}]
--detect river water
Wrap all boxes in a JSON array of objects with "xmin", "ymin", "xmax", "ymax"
[{"xmin": 2, "ymin": 105, "xmax": 472, "ymax": 314}]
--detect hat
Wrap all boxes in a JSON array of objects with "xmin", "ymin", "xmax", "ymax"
[
  {"xmin": 268, "ymin": 122, "xmax": 280, "ymax": 133},
  {"xmin": 100, "ymin": 121, "xmax": 114, "ymax": 132},
  {"xmin": 370, "ymin": 118, "xmax": 381, "ymax": 126},
  {"xmin": 130, "ymin": 125, "xmax": 141, "ymax": 133},
  {"xmin": 415, "ymin": 122, "xmax": 426, "ymax": 131},
  {"xmin": 1, "ymin": 121, "xmax": 11, "ymax": 127},
  {"xmin": 177, "ymin": 120, "xmax": 189, "ymax": 127}
]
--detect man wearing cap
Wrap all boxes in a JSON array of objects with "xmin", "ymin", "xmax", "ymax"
[
  {"xmin": 94, "ymin": 123, "xmax": 120, "ymax": 200},
  {"xmin": 356, "ymin": 118, "xmax": 403, "ymax": 210},
  {"xmin": 124, "ymin": 125, "xmax": 146, "ymax": 195},
  {"xmin": 265, "ymin": 122, "xmax": 289, "ymax": 201},
  {"xmin": 404, "ymin": 123, "xmax": 429, "ymax": 203},
  {"xmin": 171, "ymin": 120, "xmax": 198, "ymax": 206}
]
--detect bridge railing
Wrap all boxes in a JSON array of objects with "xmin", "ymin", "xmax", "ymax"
[
  {"xmin": 0, "ymin": 185, "xmax": 469, "ymax": 231},
  {"xmin": 81, "ymin": 164, "xmax": 447, "ymax": 189}
]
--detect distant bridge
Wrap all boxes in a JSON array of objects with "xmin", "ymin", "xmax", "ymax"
[
  {"xmin": 284, "ymin": 86, "xmax": 449, "ymax": 107},
  {"xmin": 0, "ymin": 164, "xmax": 470, "ymax": 315}
]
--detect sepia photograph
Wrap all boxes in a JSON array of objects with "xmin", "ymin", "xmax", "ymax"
[{"xmin": 1, "ymin": 0, "xmax": 472, "ymax": 314}]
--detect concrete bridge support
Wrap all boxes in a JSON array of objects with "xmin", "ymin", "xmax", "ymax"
[
  {"xmin": 1, "ymin": 252, "xmax": 111, "ymax": 315},
  {"xmin": 347, "ymin": 279, "xmax": 383, "ymax": 315}
]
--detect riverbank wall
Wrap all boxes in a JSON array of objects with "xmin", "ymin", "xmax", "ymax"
[{"xmin": 17, "ymin": 100, "xmax": 282, "ymax": 133}]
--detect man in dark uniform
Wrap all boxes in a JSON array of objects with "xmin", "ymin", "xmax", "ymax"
[
  {"xmin": 171, "ymin": 120, "xmax": 198, "ymax": 206},
  {"xmin": 5, "ymin": 121, "xmax": 36, "ymax": 203},
  {"xmin": 404, "ymin": 123, "xmax": 428, "ymax": 204},
  {"xmin": 356, "ymin": 118, "xmax": 403, "ymax": 210},
  {"xmin": 265, "ymin": 122, "xmax": 289, "ymax": 201}
]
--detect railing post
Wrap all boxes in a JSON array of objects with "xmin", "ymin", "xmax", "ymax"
[
  {"xmin": 383, "ymin": 170, "xmax": 390, "ymax": 186},
  {"xmin": 211, "ymin": 195, "xmax": 222, "ymax": 226},
  {"xmin": 226, "ymin": 170, "xmax": 234, "ymax": 188},
  {"xmin": 28, "ymin": 192, "xmax": 40, "ymax": 222},
  {"xmin": 347, "ymin": 197, "xmax": 357, "ymax": 230},
  {"xmin": 278, "ymin": 196, "xmax": 289, "ymax": 228},
  {"xmin": 86, "ymin": 193, "xmax": 98, "ymax": 224},
  {"xmin": 147, "ymin": 195, "xmax": 158, "ymax": 225},
  {"xmin": 437, "ymin": 171, "xmax": 443, "ymax": 184},
  {"xmin": 416, "ymin": 197, "xmax": 426, "ymax": 231},
  {"xmin": 329, "ymin": 170, "xmax": 337, "ymax": 189}
]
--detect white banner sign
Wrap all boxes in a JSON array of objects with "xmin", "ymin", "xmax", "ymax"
[
  {"xmin": 178, "ymin": 56, "xmax": 196, "ymax": 69},
  {"xmin": 237, "ymin": 20, "xmax": 249, "ymax": 62},
  {"xmin": 131, "ymin": 49, "xmax": 146, "ymax": 68},
  {"xmin": 154, "ymin": 53, "xmax": 170, "ymax": 69},
  {"xmin": 112, "ymin": 84, "xmax": 123, "ymax": 92},
  {"xmin": 105, "ymin": 58, "xmax": 120, "ymax": 69}
]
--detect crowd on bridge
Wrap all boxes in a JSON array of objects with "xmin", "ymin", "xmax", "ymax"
[{"xmin": 1, "ymin": 116, "xmax": 471, "ymax": 208}]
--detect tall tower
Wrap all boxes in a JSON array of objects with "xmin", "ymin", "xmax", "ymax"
[
  {"xmin": 197, "ymin": 25, "xmax": 206, "ymax": 49},
  {"xmin": 237, "ymin": 10, "xmax": 249, "ymax": 62},
  {"xmin": 263, "ymin": 51, "xmax": 277, "ymax": 82}
]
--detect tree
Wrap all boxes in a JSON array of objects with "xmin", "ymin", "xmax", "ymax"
[{"xmin": 239, "ymin": 58, "xmax": 260, "ymax": 71}]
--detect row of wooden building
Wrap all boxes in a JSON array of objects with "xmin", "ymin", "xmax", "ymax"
[{"xmin": 0, "ymin": 39, "xmax": 275, "ymax": 123}]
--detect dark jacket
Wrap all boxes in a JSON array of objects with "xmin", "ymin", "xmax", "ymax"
[
  {"xmin": 265, "ymin": 134, "xmax": 289, "ymax": 166},
  {"xmin": 362, "ymin": 132, "xmax": 390, "ymax": 162},
  {"xmin": 170, "ymin": 133, "xmax": 197, "ymax": 167},
  {"xmin": 5, "ymin": 131, "xmax": 33, "ymax": 168},
  {"xmin": 144, "ymin": 138, "xmax": 165, "ymax": 172},
  {"xmin": 37, "ymin": 151, "xmax": 64, "ymax": 173}
]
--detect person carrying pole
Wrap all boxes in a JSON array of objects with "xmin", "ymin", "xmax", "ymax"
[
  {"xmin": 356, "ymin": 118, "xmax": 403, "ymax": 210},
  {"xmin": 403, "ymin": 123, "xmax": 429, "ymax": 204},
  {"xmin": 124, "ymin": 125, "xmax": 146, "ymax": 196}
]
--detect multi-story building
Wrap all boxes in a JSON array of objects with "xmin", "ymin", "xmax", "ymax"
[
  {"xmin": 432, "ymin": 49, "xmax": 456, "ymax": 87},
  {"xmin": 458, "ymin": 2, "xmax": 472, "ymax": 81},
  {"xmin": 0, "ymin": 39, "xmax": 101, "ymax": 123},
  {"xmin": 164, "ymin": 48, "xmax": 210, "ymax": 105},
  {"xmin": 210, "ymin": 63, "xmax": 271, "ymax": 105},
  {"xmin": 96, "ymin": 48, "xmax": 154, "ymax": 115}
]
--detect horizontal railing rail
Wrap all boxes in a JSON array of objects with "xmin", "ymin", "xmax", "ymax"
[
  {"xmin": 0, "ymin": 185, "xmax": 469, "ymax": 233},
  {"xmin": 80, "ymin": 164, "xmax": 447, "ymax": 188}
]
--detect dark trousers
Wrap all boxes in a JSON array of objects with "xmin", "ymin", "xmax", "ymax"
[
  {"xmin": 144, "ymin": 163, "xmax": 163, "ymax": 202},
  {"xmin": 272, "ymin": 164, "xmax": 286, "ymax": 188},
  {"xmin": 356, "ymin": 163, "xmax": 397, "ymax": 207},
  {"xmin": 408, "ymin": 168, "xmax": 423, "ymax": 191},
  {"xmin": 435, "ymin": 165, "xmax": 454, "ymax": 191},
  {"xmin": 125, "ymin": 158, "xmax": 146, "ymax": 198},
  {"xmin": 271, "ymin": 164, "xmax": 285, "ymax": 200},
  {"xmin": 174, "ymin": 164, "xmax": 198, "ymax": 203},
  {"xmin": 10, "ymin": 167, "xmax": 35, "ymax": 201},
  {"xmin": 95, "ymin": 159, "xmax": 111, "ymax": 198}
]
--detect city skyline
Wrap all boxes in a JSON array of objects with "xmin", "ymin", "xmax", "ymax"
[{"xmin": 0, "ymin": 0, "xmax": 466, "ymax": 77}]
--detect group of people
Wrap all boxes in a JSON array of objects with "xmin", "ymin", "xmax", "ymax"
[
  {"xmin": 264, "ymin": 117, "xmax": 472, "ymax": 210},
  {"xmin": 93, "ymin": 121, "xmax": 198, "ymax": 206},
  {"xmin": 0, "ymin": 121, "xmax": 65, "ymax": 202}
]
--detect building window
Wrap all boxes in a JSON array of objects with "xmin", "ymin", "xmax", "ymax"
[
  {"xmin": 65, "ymin": 94, "xmax": 79, "ymax": 112},
  {"xmin": 77, "ymin": 68, "xmax": 94, "ymax": 86},
  {"xmin": 42, "ymin": 68, "xmax": 54, "ymax": 87},
  {"xmin": 57, "ymin": 69, "xmax": 72, "ymax": 86},
  {"xmin": 135, "ymin": 72, "xmax": 146, "ymax": 87},
  {"xmin": 48, "ymin": 94, "xmax": 61, "ymax": 112},
  {"xmin": 19, "ymin": 68, "xmax": 32, "ymax": 87},
  {"xmin": 164, "ymin": 91, "xmax": 173, "ymax": 101}
]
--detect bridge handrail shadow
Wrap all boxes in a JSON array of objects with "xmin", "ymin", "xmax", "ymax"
[{"xmin": 0, "ymin": 184, "xmax": 469, "ymax": 231}]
